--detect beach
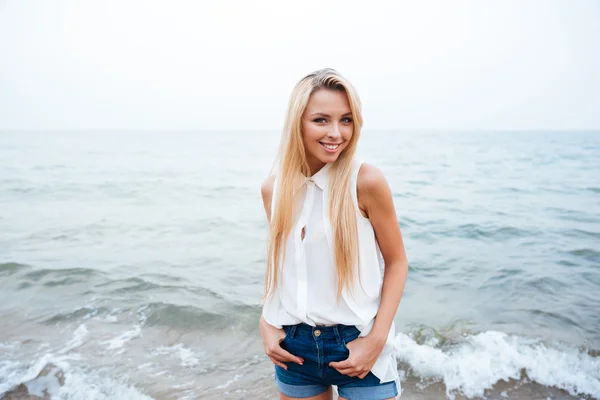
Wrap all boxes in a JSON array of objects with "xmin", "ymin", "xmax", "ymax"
[{"xmin": 1, "ymin": 130, "xmax": 599, "ymax": 399}]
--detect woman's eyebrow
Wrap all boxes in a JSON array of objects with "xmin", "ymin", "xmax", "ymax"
[{"xmin": 310, "ymin": 112, "xmax": 353, "ymax": 117}]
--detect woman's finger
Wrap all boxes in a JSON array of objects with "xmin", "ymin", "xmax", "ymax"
[
  {"xmin": 335, "ymin": 366, "xmax": 369, "ymax": 378},
  {"xmin": 270, "ymin": 357, "xmax": 288, "ymax": 370},
  {"xmin": 270, "ymin": 350, "xmax": 293, "ymax": 362},
  {"xmin": 270, "ymin": 352, "xmax": 297, "ymax": 364},
  {"xmin": 334, "ymin": 367, "xmax": 359, "ymax": 377},
  {"xmin": 273, "ymin": 347, "xmax": 304, "ymax": 365},
  {"xmin": 269, "ymin": 353, "xmax": 286, "ymax": 363},
  {"xmin": 328, "ymin": 359, "xmax": 351, "ymax": 370}
]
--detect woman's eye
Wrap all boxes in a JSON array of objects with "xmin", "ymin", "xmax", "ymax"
[
  {"xmin": 314, "ymin": 118, "xmax": 326, "ymax": 123},
  {"xmin": 342, "ymin": 117, "xmax": 353, "ymax": 123}
]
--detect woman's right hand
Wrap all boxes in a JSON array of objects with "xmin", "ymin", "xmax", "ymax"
[{"xmin": 259, "ymin": 316, "xmax": 304, "ymax": 370}]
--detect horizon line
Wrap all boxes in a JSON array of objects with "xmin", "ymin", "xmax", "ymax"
[{"xmin": 1, "ymin": 128, "xmax": 600, "ymax": 133}]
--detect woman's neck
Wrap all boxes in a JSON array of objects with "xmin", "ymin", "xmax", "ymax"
[{"xmin": 306, "ymin": 157, "xmax": 326, "ymax": 177}]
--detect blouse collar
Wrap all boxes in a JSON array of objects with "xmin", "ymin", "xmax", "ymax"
[{"xmin": 308, "ymin": 162, "xmax": 332, "ymax": 190}]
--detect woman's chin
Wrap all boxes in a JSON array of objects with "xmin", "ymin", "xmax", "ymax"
[
  {"xmin": 317, "ymin": 153, "xmax": 340, "ymax": 164},
  {"xmin": 319, "ymin": 147, "xmax": 345, "ymax": 161}
]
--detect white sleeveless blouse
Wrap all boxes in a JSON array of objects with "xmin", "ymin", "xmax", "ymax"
[{"xmin": 262, "ymin": 159, "xmax": 398, "ymax": 384}]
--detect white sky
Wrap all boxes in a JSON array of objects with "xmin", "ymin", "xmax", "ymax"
[{"xmin": 1, "ymin": 0, "xmax": 599, "ymax": 130}]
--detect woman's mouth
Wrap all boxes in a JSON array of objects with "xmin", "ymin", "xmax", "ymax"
[{"xmin": 319, "ymin": 142, "xmax": 341, "ymax": 153}]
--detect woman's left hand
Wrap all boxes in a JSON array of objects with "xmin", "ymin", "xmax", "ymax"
[{"xmin": 328, "ymin": 335, "xmax": 385, "ymax": 379}]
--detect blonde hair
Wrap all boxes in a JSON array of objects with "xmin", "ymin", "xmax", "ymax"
[{"xmin": 265, "ymin": 68, "xmax": 363, "ymax": 301}]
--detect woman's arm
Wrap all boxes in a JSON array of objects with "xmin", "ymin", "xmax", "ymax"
[
  {"xmin": 261, "ymin": 175, "xmax": 275, "ymax": 222},
  {"xmin": 330, "ymin": 163, "xmax": 408, "ymax": 378},
  {"xmin": 358, "ymin": 163, "xmax": 408, "ymax": 343}
]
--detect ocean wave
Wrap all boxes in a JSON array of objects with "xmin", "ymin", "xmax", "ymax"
[
  {"xmin": 0, "ymin": 325, "xmax": 153, "ymax": 400},
  {"xmin": 564, "ymin": 229, "xmax": 600, "ymax": 239},
  {"xmin": 2, "ymin": 266, "xmax": 103, "ymax": 292},
  {"xmin": 0, "ymin": 359, "xmax": 154, "ymax": 400},
  {"xmin": 22, "ymin": 267, "xmax": 100, "ymax": 282},
  {"xmin": 141, "ymin": 301, "xmax": 259, "ymax": 330},
  {"xmin": 446, "ymin": 223, "xmax": 538, "ymax": 240},
  {"xmin": 395, "ymin": 330, "xmax": 600, "ymax": 399},
  {"xmin": 521, "ymin": 276, "xmax": 565, "ymax": 295},
  {"xmin": 0, "ymin": 264, "xmax": 90, "ymax": 294},
  {"xmin": 94, "ymin": 276, "xmax": 183, "ymax": 294},
  {"xmin": 0, "ymin": 262, "xmax": 31, "ymax": 276},
  {"xmin": 480, "ymin": 267, "xmax": 525, "ymax": 288},
  {"xmin": 100, "ymin": 306, "xmax": 148, "ymax": 354},
  {"xmin": 567, "ymin": 248, "xmax": 600, "ymax": 263},
  {"xmin": 151, "ymin": 343, "xmax": 203, "ymax": 368}
]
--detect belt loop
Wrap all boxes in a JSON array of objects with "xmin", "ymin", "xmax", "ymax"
[
  {"xmin": 333, "ymin": 325, "xmax": 342, "ymax": 344},
  {"xmin": 288, "ymin": 324, "xmax": 298, "ymax": 339}
]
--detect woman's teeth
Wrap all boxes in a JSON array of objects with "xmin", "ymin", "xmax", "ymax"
[{"xmin": 320, "ymin": 142, "xmax": 340, "ymax": 150}]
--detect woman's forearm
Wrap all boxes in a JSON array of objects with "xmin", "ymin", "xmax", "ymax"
[{"xmin": 369, "ymin": 260, "xmax": 408, "ymax": 343}]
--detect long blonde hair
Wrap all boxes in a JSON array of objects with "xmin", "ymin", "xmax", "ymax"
[{"xmin": 265, "ymin": 68, "xmax": 363, "ymax": 301}]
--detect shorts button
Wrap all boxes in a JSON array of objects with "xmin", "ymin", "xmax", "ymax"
[{"xmin": 314, "ymin": 329, "xmax": 321, "ymax": 337}]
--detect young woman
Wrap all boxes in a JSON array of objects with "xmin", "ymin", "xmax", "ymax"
[{"xmin": 259, "ymin": 68, "xmax": 408, "ymax": 400}]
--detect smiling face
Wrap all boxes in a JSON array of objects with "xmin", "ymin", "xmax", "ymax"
[{"xmin": 301, "ymin": 89, "xmax": 354, "ymax": 175}]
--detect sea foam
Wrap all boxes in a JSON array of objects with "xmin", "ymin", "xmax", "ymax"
[{"xmin": 394, "ymin": 330, "xmax": 600, "ymax": 399}]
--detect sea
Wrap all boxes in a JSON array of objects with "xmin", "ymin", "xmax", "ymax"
[{"xmin": 0, "ymin": 130, "xmax": 599, "ymax": 400}]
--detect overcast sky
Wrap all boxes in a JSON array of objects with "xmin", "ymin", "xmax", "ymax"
[{"xmin": 1, "ymin": 0, "xmax": 599, "ymax": 131}]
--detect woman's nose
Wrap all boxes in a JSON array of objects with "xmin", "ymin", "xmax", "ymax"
[{"xmin": 328, "ymin": 123, "xmax": 342, "ymax": 138}]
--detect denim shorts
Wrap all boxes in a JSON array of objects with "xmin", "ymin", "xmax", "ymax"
[{"xmin": 274, "ymin": 323, "xmax": 398, "ymax": 399}]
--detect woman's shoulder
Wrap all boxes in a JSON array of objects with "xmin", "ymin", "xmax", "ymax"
[
  {"xmin": 356, "ymin": 162, "xmax": 393, "ymax": 219},
  {"xmin": 261, "ymin": 175, "xmax": 276, "ymax": 202},
  {"xmin": 356, "ymin": 162, "xmax": 389, "ymax": 195}
]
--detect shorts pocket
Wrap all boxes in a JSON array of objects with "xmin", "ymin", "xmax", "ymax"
[
  {"xmin": 280, "ymin": 326, "xmax": 292, "ymax": 347},
  {"xmin": 341, "ymin": 327, "xmax": 361, "ymax": 351}
]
